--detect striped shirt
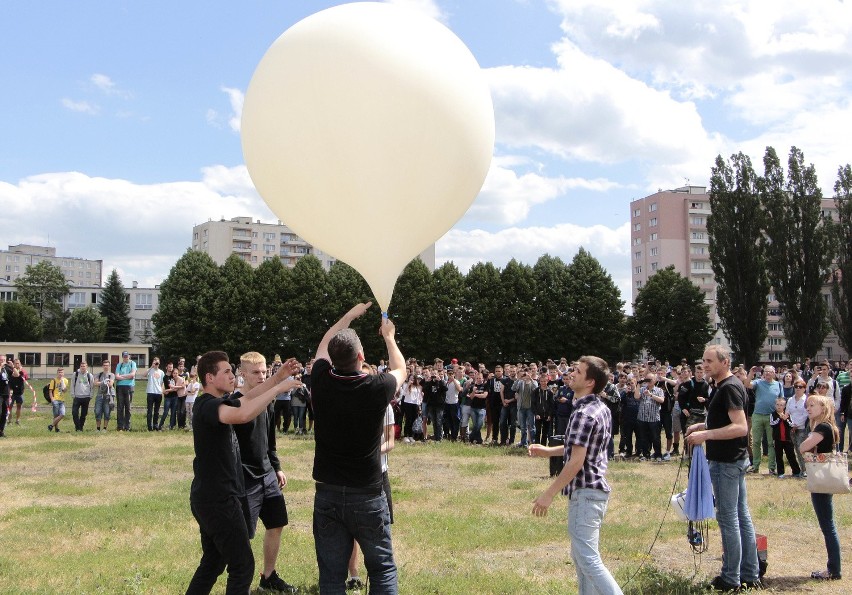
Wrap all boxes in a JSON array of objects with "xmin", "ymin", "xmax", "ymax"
[
  {"xmin": 562, "ymin": 394, "xmax": 612, "ymax": 498},
  {"xmin": 637, "ymin": 386, "xmax": 663, "ymax": 422}
]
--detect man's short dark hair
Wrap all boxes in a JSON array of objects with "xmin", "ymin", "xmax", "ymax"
[
  {"xmin": 328, "ymin": 328, "xmax": 362, "ymax": 372},
  {"xmin": 579, "ymin": 356, "xmax": 609, "ymax": 394},
  {"xmin": 198, "ymin": 351, "xmax": 229, "ymax": 387}
]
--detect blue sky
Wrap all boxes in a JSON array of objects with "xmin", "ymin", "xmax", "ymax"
[{"xmin": 2, "ymin": 0, "xmax": 851, "ymax": 306}]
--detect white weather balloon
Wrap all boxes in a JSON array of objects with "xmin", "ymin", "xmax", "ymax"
[{"xmin": 241, "ymin": 1, "xmax": 494, "ymax": 313}]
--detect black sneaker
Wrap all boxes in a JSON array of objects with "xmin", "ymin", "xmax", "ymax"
[
  {"xmin": 258, "ymin": 570, "xmax": 297, "ymax": 593},
  {"xmin": 742, "ymin": 578, "xmax": 764, "ymax": 589},
  {"xmin": 346, "ymin": 576, "xmax": 364, "ymax": 590},
  {"xmin": 47, "ymin": 424, "xmax": 53, "ymax": 432},
  {"xmin": 709, "ymin": 575, "xmax": 741, "ymax": 592}
]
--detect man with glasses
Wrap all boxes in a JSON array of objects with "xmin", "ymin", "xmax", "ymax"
[
  {"xmin": 744, "ymin": 365, "xmax": 782, "ymax": 475},
  {"xmin": 114, "ymin": 351, "xmax": 137, "ymax": 431}
]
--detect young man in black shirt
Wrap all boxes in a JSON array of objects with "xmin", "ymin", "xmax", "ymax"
[
  {"xmin": 232, "ymin": 351, "xmax": 296, "ymax": 593},
  {"xmin": 311, "ymin": 302, "xmax": 406, "ymax": 594},
  {"xmin": 186, "ymin": 351, "xmax": 301, "ymax": 595}
]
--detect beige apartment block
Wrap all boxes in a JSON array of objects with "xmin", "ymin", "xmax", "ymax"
[
  {"xmin": 192, "ymin": 216, "xmax": 435, "ymax": 271},
  {"xmin": 2, "ymin": 244, "xmax": 102, "ymax": 286},
  {"xmin": 630, "ymin": 186, "xmax": 848, "ymax": 364}
]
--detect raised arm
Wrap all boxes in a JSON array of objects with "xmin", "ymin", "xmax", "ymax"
[
  {"xmin": 381, "ymin": 317, "xmax": 407, "ymax": 389},
  {"xmin": 315, "ymin": 302, "xmax": 373, "ymax": 363}
]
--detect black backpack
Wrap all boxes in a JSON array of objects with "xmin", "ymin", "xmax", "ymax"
[{"xmin": 42, "ymin": 380, "xmax": 54, "ymax": 403}]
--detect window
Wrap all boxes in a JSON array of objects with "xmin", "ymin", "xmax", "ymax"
[
  {"xmin": 135, "ymin": 293, "xmax": 153, "ymax": 310},
  {"xmin": 0, "ymin": 290, "xmax": 15, "ymax": 301},
  {"xmin": 691, "ymin": 232, "xmax": 705, "ymax": 240},
  {"xmin": 135, "ymin": 319, "xmax": 152, "ymax": 330},
  {"xmin": 91, "ymin": 292, "xmax": 98, "ymax": 304},
  {"xmin": 634, "ymin": 251, "xmax": 642, "ymax": 260},
  {"xmin": 263, "ymin": 232, "xmax": 275, "ymax": 240},
  {"xmin": 691, "ymin": 261, "xmax": 707, "ymax": 270},
  {"xmin": 633, "ymin": 223, "xmax": 641, "ymax": 232},
  {"xmin": 690, "ymin": 246, "xmax": 706, "ymax": 255},
  {"xmin": 650, "ymin": 247, "xmax": 658, "ymax": 256},
  {"xmin": 632, "ymin": 238, "xmax": 641, "ymax": 246},
  {"xmin": 650, "ymin": 218, "xmax": 658, "ymax": 226},
  {"xmin": 13, "ymin": 266, "xmax": 19, "ymax": 273},
  {"xmin": 635, "ymin": 280, "xmax": 643, "ymax": 288},
  {"xmin": 634, "ymin": 266, "xmax": 642, "ymax": 274},
  {"xmin": 650, "ymin": 233, "xmax": 658, "ymax": 241},
  {"xmin": 130, "ymin": 353, "xmax": 147, "ymax": 367},
  {"xmin": 85, "ymin": 352, "xmax": 109, "ymax": 367},
  {"xmin": 203, "ymin": 229, "xmax": 208, "ymax": 237},
  {"xmin": 767, "ymin": 294, "xmax": 775, "ymax": 303},
  {"xmin": 86, "ymin": 272, "xmax": 91, "ymax": 278},
  {"xmin": 768, "ymin": 352, "xmax": 784, "ymax": 362},
  {"xmin": 633, "ymin": 208, "xmax": 641, "ymax": 217},
  {"xmin": 768, "ymin": 323, "xmax": 782, "ymax": 332},
  {"xmin": 651, "ymin": 262, "xmax": 658, "ymax": 271},
  {"xmin": 769, "ymin": 338, "xmax": 783, "ymax": 346},
  {"xmin": 252, "ymin": 244, "xmax": 258, "ymax": 250},
  {"xmin": 19, "ymin": 352, "xmax": 41, "ymax": 366},
  {"xmin": 648, "ymin": 203, "xmax": 657, "ymax": 212},
  {"xmin": 263, "ymin": 244, "xmax": 276, "ymax": 252},
  {"xmin": 691, "ymin": 202, "xmax": 704, "ymax": 209},
  {"xmin": 193, "ymin": 232, "xmax": 198, "ymax": 240},
  {"xmin": 252, "ymin": 255, "xmax": 258, "ymax": 263},
  {"xmin": 47, "ymin": 353, "xmax": 70, "ymax": 367},
  {"xmin": 691, "ymin": 216, "xmax": 705, "ymax": 226},
  {"xmin": 68, "ymin": 292, "xmax": 86, "ymax": 307}
]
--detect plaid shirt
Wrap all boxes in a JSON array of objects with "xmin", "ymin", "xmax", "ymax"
[
  {"xmin": 562, "ymin": 394, "xmax": 612, "ymax": 498},
  {"xmin": 637, "ymin": 386, "xmax": 663, "ymax": 422}
]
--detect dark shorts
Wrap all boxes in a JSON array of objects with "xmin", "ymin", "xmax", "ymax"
[
  {"xmin": 11, "ymin": 394, "xmax": 24, "ymax": 405},
  {"xmin": 244, "ymin": 470, "xmax": 288, "ymax": 538}
]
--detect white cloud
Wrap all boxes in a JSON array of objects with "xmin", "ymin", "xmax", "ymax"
[
  {"xmin": 437, "ymin": 221, "xmax": 631, "ymax": 306},
  {"xmin": 90, "ymin": 73, "xmax": 132, "ymax": 99},
  {"xmin": 221, "ymin": 87, "xmax": 244, "ymax": 132},
  {"xmin": 383, "ymin": 0, "xmax": 447, "ymax": 23},
  {"xmin": 0, "ymin": 167, "xmax": 271, "ymax": 287},
  {"xmin": 465, "ymin": 156, "xmax": 621, "ymax": 224},
  {"xmin": 60, "ymin": 98, "xmax": 99, "ymax": 115}
]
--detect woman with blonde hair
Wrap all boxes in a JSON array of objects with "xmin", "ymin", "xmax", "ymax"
[{"xmin": 799, "ymin": 393, "xmax": 843, "ymax": 581}]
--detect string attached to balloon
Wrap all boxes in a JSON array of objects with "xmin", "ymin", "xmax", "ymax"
[{"xmin": 241, "ymin": 2, "xmax": 494, "ymax": 314}]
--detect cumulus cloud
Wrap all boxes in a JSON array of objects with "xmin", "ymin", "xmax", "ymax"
[
  {"xmin": 90, "ymin": 73, "xmax": 133, "ymax": 99},
  {"xmin": 60, "ymin": 98, "xmax": 99, "ymax": 115},
  {"xmin": 384, "ymin": 0, "xmax": 447, "ymax": 22},
  {"xmin": 221, "ymin": 87, "xmax": 244, "ymax": 132},
  {"xmin": 0, "ymin": 167, "xmax": 272, "ymax": 288},
  {"xmin": 437, "ymin": 221, "xmax": 632, "ymax": 305}
]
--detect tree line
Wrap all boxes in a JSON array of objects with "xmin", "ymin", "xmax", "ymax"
[{"xmin": 708, "ymin": 145, "xmax": 852, "ymax": 366}]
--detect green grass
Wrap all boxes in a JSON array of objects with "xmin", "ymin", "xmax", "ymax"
[{"xmin": 1, "ymin": 412, "xmax": 850, "ymax": 594}]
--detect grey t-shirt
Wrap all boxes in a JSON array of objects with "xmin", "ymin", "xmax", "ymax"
[
  {"xmin": 73, "ymin": 371, "xmax": 94, "ymax": 398},
  {"xmin": 98, "ymin": 372, "xmax": 116, "ymax": 397}
]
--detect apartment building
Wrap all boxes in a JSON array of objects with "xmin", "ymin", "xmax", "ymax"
[
  {"xmin": 191, "ymin": 216, "xmax": 436, "ymax": 271},
  {"xmin": 629, "ymin": 186, "xmax": 848, "ymax": 363},
  {"xmin": 1, "ymin": 244, "xmax": 103, "ymax": 286}
]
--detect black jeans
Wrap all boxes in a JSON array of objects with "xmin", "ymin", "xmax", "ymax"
[
  {"xmin": 0, "ymin": 396, "xmax": 8, "ymax": 434},
  {"xmin": 499, "ymin": 403, "xmax": 517, "ymax": 444},
  {"xmin": 72, "ymin": 397, "xmax": 91, "ymax": 430},
  {"xmin": 487, "ymin": 397, "xmax": 502, "ymax": 442},
  {"xmin": 274, "ymin": 399, "xmax": 292, "ymax": 432},
  {"xmin": 443, "ymin": 403, "xmax": 460, "ymax": 441},
  {"xmin": 402, "ymin": 402, "xmax": 419, "ymax": 438},
  {"xmin": 177, "ymin": 396, "xmax": 187, "ymax": 428},
  {"xmin": 620, "ymin": 416, "xmax": 638, "ymax": 456},
  {"xmin": 637, "ymin": 419, "xmax": 662, "ymax": 458},
  {"xmin": 427, "ymin": 403, "xmax": 444, "ymax": 440},
  {"xmin": 773, "ymin": 439, "xmax": 801, "ymax": 476},
  {"xmin": 535, "ymin": 416, "xmax": 552, "ymax": 445},
  {"xmin": 146, "ymin": 393, "xmax": 162, "ymax": 431},
  {"xmin": 187, "ymin": 497, "xmax": 254, "ymax": 595}
]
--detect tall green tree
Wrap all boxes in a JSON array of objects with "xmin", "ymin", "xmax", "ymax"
[
  {"xmin": 65, "ymin": 306, "xmax": 107, "ymax": 343},
  {"xmin": 563, "ymin": 248, "xmax": 624, "ymax": 362},
  {"xmin": 327, "ymin": 261, "xmax": 383, "ymax": 360},
  {"xmin": 16, "ymin": 260, "xmax": 70, "ymax": 341},
  {"xmin": 152, "ymin": 250, "xmax": 222, "ymax": 360},
  {"xmin": 499, "ymin": 259, "xmax": 537, "ymax": 361},
  {"xmin": 427, "ymin": 262, "xmax": 467, "ymax": 361},
  {"xmin": 0, "ymin": 301, "xmax": 43, "ymax": 341},
  {"xmin": 213, "ymin": 255, "xmax": 257, "ymax": 359},
  {"xmin": 388, "ymin": 259, "xmax": 434, "ymax": 361},
  {"xmin": 829, "ymin": 164, "xmax": 852, "ymax": 354},
  {"xmin": 462, "ymin": 262, "xmax": 503, "ymax": 363},
  {"xmin": 253, "ymin": 258, "xmax": 294, "ymax": 360},
  {"xmin": 533, "ymin": 254, "xmax": 572, "ymax": 359},
  {"xmin": 633, "ymin": 266, "xmax": 712, "ymax": 363},
  {"xmin": 708, "ymin": 152, "xmax": 770, "ymax": 367},
  {"xmin": 760, "ymin": 146, "xmax": 836, "ymax": 361},
  {"xmin": 98, "ymin": 269, "xmax": 131, "ymax": 343},
  {"xmin": 286, "ymin": 255, "xmax": 330, "ymax": 359}
]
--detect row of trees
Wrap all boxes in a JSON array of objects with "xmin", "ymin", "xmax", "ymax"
[
  {"xmin": 708, "ymin": 146, "xmax": 852, "ymax": 366},
  {"xmin": 0, "ymin": 263, "xmax": 132, "ymax": 344}
]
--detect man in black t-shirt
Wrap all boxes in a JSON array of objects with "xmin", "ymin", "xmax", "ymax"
[
  {"xmin": 0, "ymin": 355, "xmax": 12, "ymax": 438},
  {"xmin": 686, "ymin": 346, "xmax": 760, "ymax": 591},
  {"xmin": 311, "ymin": 302, "xmax": 406, "ymax": 594},
  {"xmin": 186, "ymin": 351, "xmax": 301, "ymax": 595}
]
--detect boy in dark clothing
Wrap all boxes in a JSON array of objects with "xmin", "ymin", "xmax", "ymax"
[
  {"xmin": 769, "ymin": 397, "xmax": 801, "ymax": 478},
  {"xmin": 186, "ymin": 351, "xmax": 301, "ymax": 595}
]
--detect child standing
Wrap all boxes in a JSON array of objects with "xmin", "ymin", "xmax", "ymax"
[{"xmin": 770, "ymin": 397, "xmax": 802, "ymax": 478}]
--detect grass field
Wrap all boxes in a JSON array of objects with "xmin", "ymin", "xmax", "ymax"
[{"xmin": 1, "ymin": 395, "xmax": 850, "ymax": 594}]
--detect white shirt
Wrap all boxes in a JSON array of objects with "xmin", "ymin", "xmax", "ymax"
[{"xmin": 786, "ymin": 394, "xmax": 809, "ymax": 429}]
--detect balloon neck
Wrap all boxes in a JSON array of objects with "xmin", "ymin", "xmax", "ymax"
[{"xmin": 381, "ymin": 311, "xmax": 388, "ymax": 319}]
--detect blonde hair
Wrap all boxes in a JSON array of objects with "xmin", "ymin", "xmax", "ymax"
[
  {"xmin": 240, "ymin": 351, "xmax": 267, "ymax": 366},
  {"xmin": 806, "ymin": 393, "xmax": 840, "ymax": 442}
]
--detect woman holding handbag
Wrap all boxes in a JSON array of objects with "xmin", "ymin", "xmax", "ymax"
[{"xmin": 799, "ymin": 393, "xmax": 844, "ymax": 581}]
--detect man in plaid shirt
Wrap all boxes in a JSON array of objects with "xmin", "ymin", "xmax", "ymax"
[{"xmin": 528, "ymin": 356, "xmax": 622, "ymax": 595}]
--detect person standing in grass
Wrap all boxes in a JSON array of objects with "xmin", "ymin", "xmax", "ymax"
[
  {"xmin": 232, "ymin": 351, "xmax": 297, "ymax": 594},
  {"xmin": 686, "ymin": 346, "xmax": 760, "ymax": 592},
  {"xmin": 529, "ymin": 356, "xmax": 622, "ymax": 595},
  {"xmin": 114, "ymin": 351, "xmax": 137, "ymax": 432},
  {"xmin": 186, "ymin": 351, "xmax": 301, "ymax": 595},
  {"xmin": 71, "ymin": 361, "xmax": 94, "ymax": 432},
  {"xmin": 47, "ymin": 368, "xmax": 69, "ymax": 433},
  {"xmin": 93, "ymin": 360, "xmax": 116, "ymax": 432}
]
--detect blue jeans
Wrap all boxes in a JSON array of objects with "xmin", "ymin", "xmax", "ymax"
[
  {"xmin": 568, "ymin": 488, "xmax": 622, "ymax": 595},
  {"xmin": 836, "ymin": 411, "xmax": 846, "ymax": 451},
  {"xmin": 517, "ymin": 407, "xmax": 535, "ymax": 446},
  {"xmin": 469, "ymin": 407, "xmax": 485, "ymax": 444},
  {"xmin": 313, "ymin": 486, "xmax": 397, "ymax": 594},
  {"xmin": 709, "ymin": 459, "xmax": 759, "ymax": 585},
  {"xmin": 811, "ymin": 492, "xmax": 841, "ymax": 576},
  {"xmin": 159, "ymin": 395, "xmax": 177, "ymax": 429},
  {"xmin": 292, "ymin": 405, "xmax": 307, "ymax": 431},
  {"xmin": 427, "ymin": 403, "xmax": 443, "ymax": 441}
]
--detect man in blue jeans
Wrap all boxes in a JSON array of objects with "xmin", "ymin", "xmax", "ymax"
[
  {"xmin": 687, "ymin": 345, "xmax": 761, "ymax": 591},
  {"xmin": 311, "ymin": 302, "xmax": 406, "ymax": 594},
  {"xmin": 529, "ymin": 356, "xmax": 622, "ymax": 595}
]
